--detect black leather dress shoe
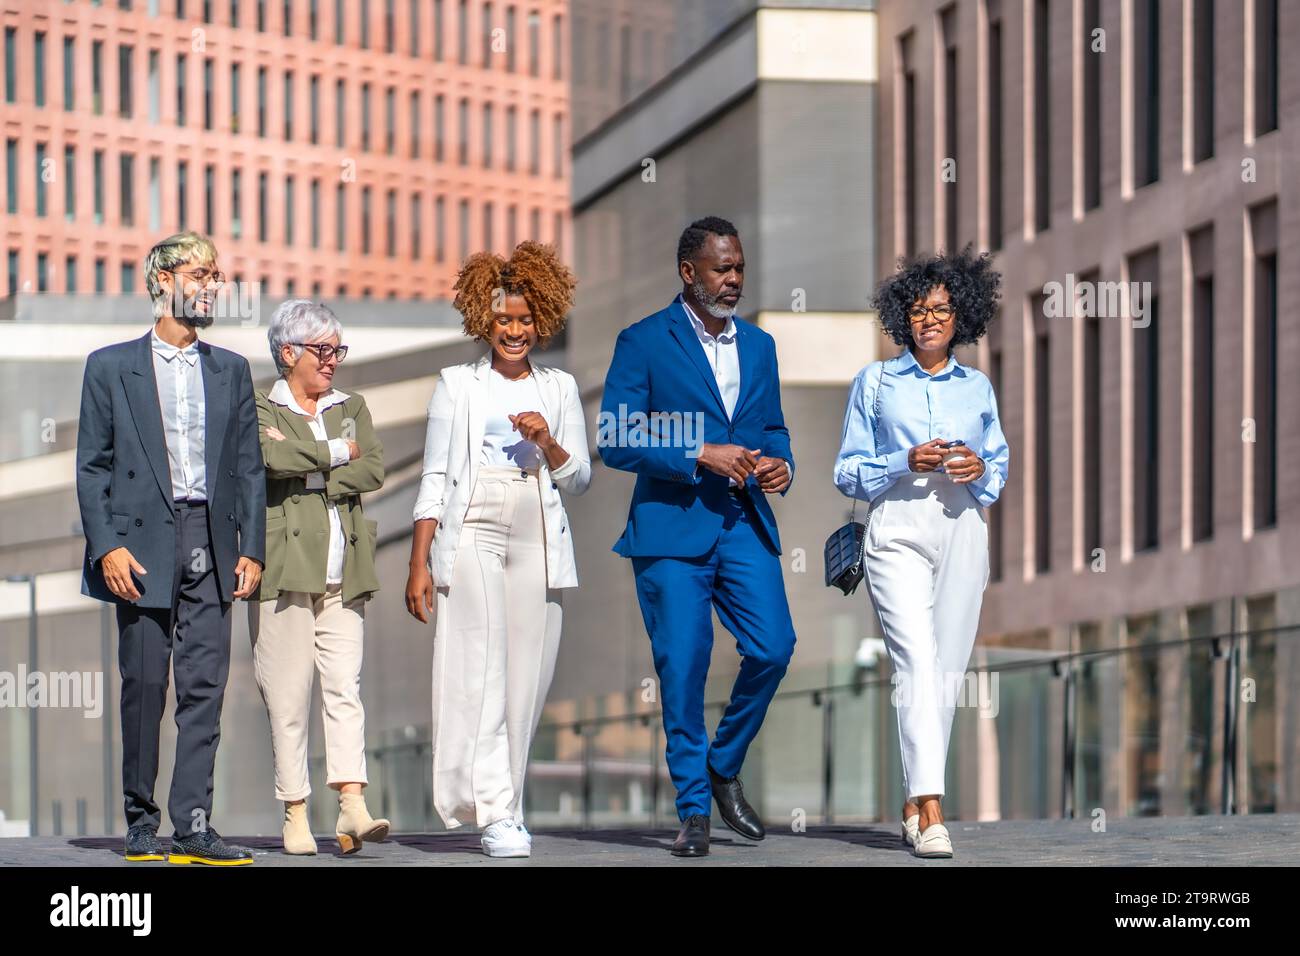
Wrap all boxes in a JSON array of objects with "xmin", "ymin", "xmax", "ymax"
[
  {"xmin": 708, "ymin": 765, "xmax": 765, "ymax": 840},
  {"xmin": 124, "ymin": 824, "xmax": 164, "ymax": 862},
  {"xmin": 167, "ymin": 828, "xmax": 254, "ymax": 866},
  {"xmin": 670, "ymin": 814, "xmax": 710, "ymax": 857}
]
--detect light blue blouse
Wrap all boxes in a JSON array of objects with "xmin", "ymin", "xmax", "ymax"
[{"xmin": 833, "ymin": 348, "xmax": 1010, "ymax": 508}]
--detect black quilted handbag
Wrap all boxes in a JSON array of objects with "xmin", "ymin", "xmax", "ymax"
[{"xmin": 824, "ymin": 361, "xmax": 885, "ymax": 596}]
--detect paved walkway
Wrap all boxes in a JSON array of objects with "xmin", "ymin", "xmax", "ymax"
[{"xmin": 3, "ymin": 814, "xmax": 1297, "ymax": 866}]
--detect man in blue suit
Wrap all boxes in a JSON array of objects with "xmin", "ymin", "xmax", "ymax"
[
  {"xmin": 599, "ymin": 216, "xmax": 797, "ymax": 857},
  {"xmin": 76, "ymin": 231, "xmax": 265, "ymax": 865}
]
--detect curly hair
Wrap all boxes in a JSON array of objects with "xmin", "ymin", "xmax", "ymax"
[
  {"xmin": 453, "ymin": 240, "xmax": 577, "ymax": 345},
  {"xmin": 873, "ymin": 245, "xmax": 1002, "ymax": 349}
]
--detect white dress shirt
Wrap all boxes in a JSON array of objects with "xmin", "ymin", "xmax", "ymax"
[
  {"xmin": 680, "ymin": 294, "xmax": 740, "ymax": 419},
  {"xmin": 150, "ymin": 329, "xmax": 207, "ymax": 500},
  {"xmin": 267, "ymin": 378, "xmax": 353, "ymax": 584},
  {"xmin": 680, "ymin": 295, "xmax": 788, "ymax": 488}
]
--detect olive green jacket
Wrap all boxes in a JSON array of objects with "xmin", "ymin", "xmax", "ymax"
[{"xmin": 252, "ymin": 386, "xmax": 385, "ymax": 603}]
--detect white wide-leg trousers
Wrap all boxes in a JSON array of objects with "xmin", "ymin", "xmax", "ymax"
[{"xmin": 864, "ymin": 472, "xmax": 990, "ymax": 800}]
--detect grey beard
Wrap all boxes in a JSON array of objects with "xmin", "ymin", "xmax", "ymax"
[{"xmin": 690, "ymin": 277, "xmax": 737, "ymax": 320}]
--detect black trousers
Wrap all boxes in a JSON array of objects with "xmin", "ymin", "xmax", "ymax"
[{"xmin": 116, "ymin": 501, "xmax": 231, "ymax": 838}]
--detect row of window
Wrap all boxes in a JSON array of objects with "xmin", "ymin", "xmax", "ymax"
[
  {"xmin": 69, "ymin": 0, "xmax": 564, "ymax": 76},
  {"xmin": 2, "ymin": 33, "xmax": 566, "ymax": 173},
  {"xmin": 899, "ymin": 0, "xmax": 1281, "ymax": 254},
  {"xmin": 6, "ymin": 241, "xmax": 552, "ymax": 300},
  {"xmin": 985, "ymin": 201, "xmax": 1280, "ymax": 583}
]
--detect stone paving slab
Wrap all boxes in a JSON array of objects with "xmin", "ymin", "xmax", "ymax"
[{"xmin": 2, "ymin": 814, "xmax": 1298, "ymax": 866}]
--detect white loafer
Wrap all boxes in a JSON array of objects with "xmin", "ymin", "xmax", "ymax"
[
  {"xmin": 901, "ymin": 814, "xmax": 920, "ymax": 847},
  {"xmin": 913, "ymin": 823, "xmax": 953, "ymax": 858}
]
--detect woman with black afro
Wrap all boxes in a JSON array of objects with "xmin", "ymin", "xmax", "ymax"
[
  {"xmin": 405, "ymin": 240, "xmax": 591, "ymax": 858},
  {"xmin": 833, "ymin": 246, "xmax": 1010, "ymax": 859}
]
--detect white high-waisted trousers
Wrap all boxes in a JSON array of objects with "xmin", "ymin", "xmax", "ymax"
[
  {"xmin": 431, "ymin": 465, "xmax": 563, "ymax": 829},
  {"xmin": 864, "ymin": 471, "xmax": 990, "ymax": 800}
]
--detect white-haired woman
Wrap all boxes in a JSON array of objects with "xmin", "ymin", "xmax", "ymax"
[{"xmin": 248, "ymin": 299, "xmax": 390, "ymax": 856}]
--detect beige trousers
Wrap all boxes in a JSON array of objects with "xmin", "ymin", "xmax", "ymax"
[
  {"xmin": 432, "ymin": 465, "xmax": 564, "ymax": 829},
  {"xmin": 248, "ymin": 584, "xmax": 368, "ymax": 801}
]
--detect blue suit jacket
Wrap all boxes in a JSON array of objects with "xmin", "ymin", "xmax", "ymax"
[
  {"xmin": 599, "ymin": 298, "xmax": 795, "ymax": 558},
  {"xmin": 75, "ymin": 331, "xmax": 266, "ymax": 609}
]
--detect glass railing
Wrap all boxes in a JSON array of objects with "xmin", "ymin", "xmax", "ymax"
[
  {"xmin": 2, "ymin": 599, "xmax": 1294, "ymax": 836},
  {"xmin": 328, "ymin": 623, "xmax": 1300, "ymax": 832}
]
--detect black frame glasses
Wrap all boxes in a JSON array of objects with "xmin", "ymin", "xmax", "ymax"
[
  {"xmin": 908, "ymin": 304, "xmax": 956, "ymax": 322},
  {"xmin": 292, "ymin": 342, "xmax": 349, "ymax": 363}
]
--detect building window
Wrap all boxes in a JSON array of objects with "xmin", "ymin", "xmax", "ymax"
[
  {"xmin": 986, "ymin": 8, "xmax": 1003, "ymax": 248},
  {"xmin": 410, "ymin": 91, "xmax": 421, "ymax": 158},
  {"xmin": 435, "ymin": 194, "xmax": 445, "ymax": 262},
  {"xmin": 4, "ymin": 139, "xmax": 15, "ymax": 215},
  {"xmin": 361, "ymin": 185, "xmax": 371, "ymax": 255},
  {"xmin": 283, "ymin": 70, "xmax": 294, "ymax": 140},
  {"xmin": 257, "ymin": 66, "xmax": 267, "ymax": 137},
  {"xmin": 310, "ymin": 177, "xmax": 320, "ymax": 248},
  {"xmin": 1254, "ymin": 0, "xmax": 1278, "ymax": 136},
  {"xmin": 121, "ymin": 261, "xmax": 136, "ymax": 294},
  {"xmin": 361, "ymin": 81, "xmax": 371, "ymax": 151},
  {"xmin": 35, "ymin": 143, "xmax": 48, "ymax": 218},
  {"xmin": 1189, "ymin": 226, "xmax": 1214, "ymax": 541},
  {"xmin": 458, "ymin": 97, "xmax": 469, "ymax": 165},
  {"xmin": 552, "ymin": 13, "xmax": 562, "ymax": 81},
  {"xmin": 1032, "ymin": 0, "xmax": 1050, "ymax": 230},
  {"xmin": 231, "ymin": 62, "xmax": 242, "ymax": 133},
  {"xmin": 285, "ymin": 174, "xmax": 295, "ymax": 245},
  {"xmin": 552, "ymin": 112, "xmax": 562, "ymax": 178},
  {"xmin": 434, "ymin": 94, "xmax": 445, "ymax": 161},
  {"xmin": 177, "ymin": 159, "xmax": 188, "ymax": 229},
  {"xmin": 458, "ymin": 0, "xmax": 468, "ymax": 65},
  {"xmin": 505, "ymin": 105, "xmax": 516, "ymax": 171},
  {"xmin": 65, "ymin": 255, "xmax": 77, "ymax": 294},
  {"xmin": 284, "ymin": 0, "xmax": 293, "ymax": 37},
  {"xmin": 1129, "ymin": 248, "xmax": 1160, "ymax": 551},
  {"xmin": 1033, "ymin": 293, "xmax": 1051, "ymax": 572},
  {"xmin": 1081, "ymin": 287, "xmax": 1102, "ymax": 562},
  {"xmin": 410, "ymin": 0, "xmax": 420, "ymax": 56},
  {"xmin": 37, "ymin": 252, "xmax": 48, "ymax": 293},
  {"xmin": 203, "ymin": 163, "xmax": 215, "ymax": 234},
  {"xmin": 120, "ymin": 152, "xmax": 136, "ymax": 226},
  {"xmin": 1133, "ymin": 0, "xmax": 1159, "ymax": 187},
  {"xmin": 148, "ymin": 156, "xmax": 161, "ymax": 231},
  {"xmin": 360, "ymin": 0, "xmax": 371, "ymax": 49},
  {"xmin": 4, "ymin": 28, "xmax": 15, "ymax": 105},
  {"xmin": 1083, "ymin": 0, "xmax": 1102, "ymax": 208},
  {"xmin": 336, "ymin": 182, "xmax": 347, "ymax": 251},
  {"xmin": 528, "ymin": 10, "xmax": 539, "ymax": 77},
  {"xmin": 203, "ymin": 57, "xmax": 213, "ymax": 129},
  {"xmin": 385, "ymin": 85, "xmax": 396, "ymax": 154},
  {"xmin": 335, "ymin": 78, "xmax": 346, "ymax": 147},
  {"xmin": 434, "ymin": 0, "xmax": 444, "ymax": 61},
  {"xmin": 95, "ymin": 257, "xmax": 106, "ymax": 294},
  {"xmin": 335, "ymin": 0, "xmax": 345, "ymax": 44},
  {"xmin": 258, "ymin": 171, "xmax": 269, "ymax": 242},
  {"xmin": 309, "ymin": 74, "xmax": 320, "ymax": 144},
  {"xmin": 94, "ymin": 150, "xmax": 106, "ymax": 224},
  {"xmin": 176, "ymin": 54, "xmax": 187, "ymax": 126},
  {"xmin": 1250, "ymin": 200, "xmax": 1278, "ymax": 529},
  {"xmin": 458, "ymin": 197, "xmax": 469, "ymax": 261},
  {"xmin": 63, "ymin": 145, "xmax": 76, "ymax": 222},
  {"xmin": 310, "ymin": 0, "xmax": 319, "ymax": 40},
  {"xmin": 940, "ymin": 9, "xmax": 958, "ymax": 253},
  {"xmin": 505, "ymin": 5, "xmax": 516, "ymax": 71},
  {"xmin": 528, "ymin": 108, "xmax": 540, "ymax": 174},
  {"xmin": 506, "ymin": 203, "xmax": 516, "ymax": 250},
  {"xmin": 411, "ymin": 192, "xmax": 422, "ymax": 260},
  {"xmin": 482, "ymin": 103, "xmax": 493, "ymax": 167},
  {"xmin": 231, "ymin": 167, "xmax": 242, "ymax": 238},
  {"xmin": 92, "ymin": 40, "xmax": 104, "ymax": 115},
  {"xmin": 63, "ymin": 36, "xmax": 75, "ymax": 111},
  {"xmin": 119, "ymin": 44, "xmax": 134, "ymax": 118},
  {"xmin": 899, "ymin": 32, "xmax": 917, "ymax": 255},
  {"xmin": 482, "ymin": 200, "xmax": 493, "ymax": 252},
  {"xmin": 482, "ymin": 2, "xmax": 494, "ymax": 67},
  {"xmin": 34, "ymin": 31, "xmax": 46, "ymax": 108},
  {"xmin": 1191, "ymin": 0, "xmax": 1214, "ymax": 162}
]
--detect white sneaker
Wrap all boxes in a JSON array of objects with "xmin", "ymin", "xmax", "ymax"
[
  {"xmin": 515, "ymin": 821, "xmax": 533, "ymax": 846},
  {"xmin": 481, "ymin": 819, "xmax": 530, "ymax": 858}
]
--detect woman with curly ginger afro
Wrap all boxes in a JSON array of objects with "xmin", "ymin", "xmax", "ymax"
[
  {"xmin": 406, "ymin": 240, "xmax": 590, "ymax": 858},
  {"xmin": 833, "ymin": 245, "xmax": 1010, "ymax": 861}
]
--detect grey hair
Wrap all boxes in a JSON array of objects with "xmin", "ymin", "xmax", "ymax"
[
  {"xmin": 267, "ymin": 299, "xmax": 344, "ymax": 375},
  {"xmin": 144, "ymin": 231, "xmax": 218, "ymax": 318}
]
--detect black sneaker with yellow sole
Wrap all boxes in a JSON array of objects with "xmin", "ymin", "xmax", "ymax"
[{"xmin": 167, "ymin": 828, "xmax": 254, "ymax": 866}]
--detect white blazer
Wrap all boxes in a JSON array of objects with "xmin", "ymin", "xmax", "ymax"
[{"xmin": 413, "ymin": 352, "xmax": 592, "ymax": 589}]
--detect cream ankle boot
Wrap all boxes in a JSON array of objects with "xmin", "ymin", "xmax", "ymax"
[
  {"xmin": 336, "ymin": 792, "xmax": 390, "ymax": 854},
  {"xmin": 282, "ymin": 801, "xmax": 317, "ymax": 855}
]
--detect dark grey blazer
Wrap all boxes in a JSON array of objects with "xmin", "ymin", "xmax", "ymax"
[{"xmin": 76, "ymin": 331, "xmax": 266, "ymax": 608}]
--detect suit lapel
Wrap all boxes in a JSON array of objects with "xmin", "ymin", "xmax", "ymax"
[
  {"xmin": 201, "ymin": 343, "xmax": 231, "ymax": 483},
  {"xmin": 668, "ymin": 299, "xmax": 728, "ymax": 420},
  {"xmin": 467, "ymin": 353, "xmax": 491, "ymax": 472},
  {"xmin": 122, "ymin": 332, "xmax": 173, "ymax": 506},
  {"xmin": 732, "ymin": 320, "xmax": 759, "ymax": 420}
]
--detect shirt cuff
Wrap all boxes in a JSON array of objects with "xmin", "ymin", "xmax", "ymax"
[
  {"xmin": 327, "ymin": 438, "xmax": 351, "ymax": 468},
  {"xmin": 884, "ymin": 448, "xmax": 911, "ymax": 477}
]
